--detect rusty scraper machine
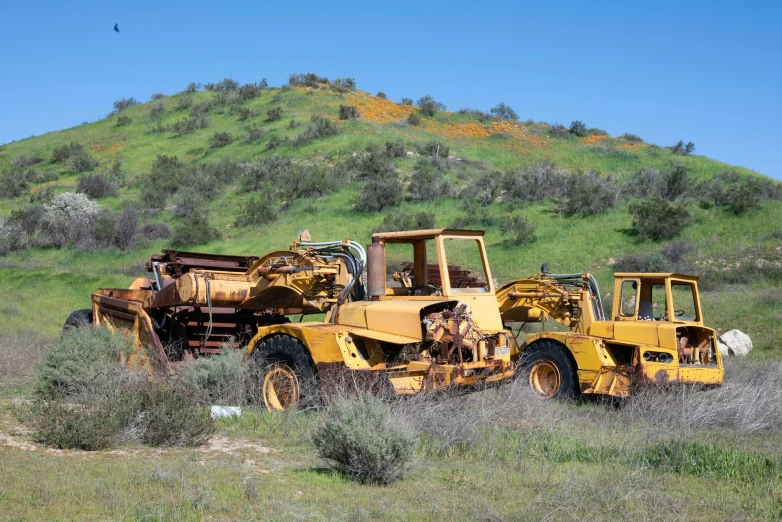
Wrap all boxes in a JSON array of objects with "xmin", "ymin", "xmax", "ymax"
[{"xmin": 66, "ymin": 229, "xmax": 723, "ymax": 410}]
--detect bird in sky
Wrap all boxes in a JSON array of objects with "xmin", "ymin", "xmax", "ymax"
[{"xmin": 114, "ymin": 23, "xmax": 119, "ymax": 33}]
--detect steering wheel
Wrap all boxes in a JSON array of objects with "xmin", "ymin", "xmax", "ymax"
[{"xmin": 661, "ymin": 309, "xmax": 686, "ymax": 321}]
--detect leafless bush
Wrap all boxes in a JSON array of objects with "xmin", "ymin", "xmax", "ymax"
[
  {"xmin": 12, "ymin": 154, "xmax": 42, "ymax": 168},
  {"xmin": 114, "ymin": 208, "xmax": 139, "ymax": 252},
  {"xmin": 141, "ymin": 223, "xmax": 172, "ymax": 240},
  {"xmin": 503, "ymin": 163, "xmax": 568, "ymax": 202},
  {"xmin": 150, "ymin": 100, "xmax": 165, "ymax": 119},
  {"xmin": 113, "ymin": 97, "xmax": 139, "ymax": 112},
  {"xmin": 77, "ymin": 173, "xmax": 117, "ymax": 199},
  {"xmin": 557, "ymin": 171, "xmax": 617, "ymax": 216}
]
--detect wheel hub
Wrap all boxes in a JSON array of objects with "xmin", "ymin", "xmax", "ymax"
[
  {"xmin": 529, "ymin": 360, "xmax": 561, "ymax": 398},
  {"xmin": 262, "ymin": 363, "xmax": 300, "ymax": 411}
]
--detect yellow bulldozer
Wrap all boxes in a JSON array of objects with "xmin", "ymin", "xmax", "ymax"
[{"xmin": 66, "ymin": 229, "xmax": 723, "ymax": 409}]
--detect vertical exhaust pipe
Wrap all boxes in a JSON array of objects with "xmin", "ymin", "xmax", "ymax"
[{"xmin": 366, "ymin": 237, "xmax": 385, "ymax": 299}]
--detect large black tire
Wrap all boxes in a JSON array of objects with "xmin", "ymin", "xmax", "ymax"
[
  {"xmin": 521, "ymin": 340, "xmax": 578, "ymax": 399},
  {"xmin": 251, "ymin": 334, "xmax": 317, "ymax": 411},
  {"xmin": 63, "ymin": 309, "xmax": 93, "ymax": 330}
]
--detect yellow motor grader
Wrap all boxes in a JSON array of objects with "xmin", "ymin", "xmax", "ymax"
[{"xmin": 66, "ymin": 229, "xmax": 723, "ymax": 409}]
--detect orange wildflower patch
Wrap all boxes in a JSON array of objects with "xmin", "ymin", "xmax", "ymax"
[
  {"xmin": 584, "ymin": 134, "xmax": 609, "ymax": 145},
  {"xmin": 88, "ymin": 141, "xmax": 123, "ymax": 160},
  {"xmin": 345, "ymin": 91, "xmax": 414, "ymax": 123},
  {"xmin": 428, "ymin": 119, "xmax": 551, "ymax": 152}
]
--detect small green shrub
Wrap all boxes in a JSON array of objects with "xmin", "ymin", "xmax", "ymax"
[
  {"xmin": 265, "ymin": 135, "xmax": 286, "ymax": 150},
  {"xmin": 266, "ymin": 106, "xmax": 284, "ymax": 122},
  {"xmin": 0, "ymin": 169, "xmax": 31, "ymax": 199},
  {"xmin": 375, "ymin": 211, "xmax": 436, "ymax": 233},
  {"xmin": 313, "ymin": 394, "xmax": 415, "ymax": 484},
  {"xmin": 450, "ymin": 200, "xmax": 494, "ymax": 228},
  {"xmin": 28, "ymin": 400, "xmax": 123, "ymax": 450},
  {"xmin": 293, "ymin": 114, "xmax": 339, "ymax": 146},
  {"xmin": 171, "ymin": 212, "xmax": 220, "ymax": 247},
  {"xmin": 557, "ymin": 171, "xmax": 616, "ymax": 216},
  {"xmin": 67, "ymin": 151, "xmax": 99, "ymax": 173},
  {"xmin": 177, "ymin": 94, "xmax": 194, "ymax": 110},
  {"xmin": 408, "ymin": 160, "xmax": 449, "ymax": 201},
  {"xmin": 620, "ymin": 133, "xmax": 643, "ymax": 142},
  {"xmin": 77, "ymin": 173, "xmax": 117, "ymax": 199},
  {"xmin": 92, "ymin": 211, "xmax": 117, "ymax": 248},
  {"xmin": 113, "ymin": 97, "xmax": 139, "ymax": 112},
  {"xmin": 550, "ymin": 124, "xmax": 569, "ymax": 138},
  {"xmin": 139, "ymin": 155, "xmax": 187, "ymax": 208},
  {"xmin": 168, "ymin": 115, "xmax": 210, "ymax": 135},
  {"xmin": 12, "ymin": 154, "xmax": 43, "ymax": 168},
  {"xmin": 384, "ymin": 140, "xmax": 406, "ymax": 158},
  {"xmin": 288, "ymin": 72, "xmax": 329, "ymax": 87},
  {"xmin": 150, "ymin": 100, "xmax": 165, "ymax": 119},
  {"xmin": 235, "ymin": 194, "xmax": 278, "ymax": 227},
  {"xmin": 613, "ymin": 251, "xmax": 670, "ymax": 273},
  {"xmin": 150, "ymin": 93, "xmax": 166, "ymax": 100},
  {"xmin": 417, "ymin": 95, "xmax": 445, "ymax": 117},
  {"xmin": 339, "ymin": 104, "xmax": 360, "ymax": 120},
  {"xmin": 355, "ymin": 176, "xmax": 402, "ymax": 212},
  {"xmin": 245, "ymin": 123, "xmax": 268, "ymax": 143},
  {"xmin": 37, "ymin": 326, "xmax": 133, "ymax": 398},
  {"xmin": 114, "ymin": 208, "xmax": 139, "ymax": 252},
  {"xmin": 241, "ymin": 155, "xmax": 292, "ymax": 191},
  {"xmin": 503, "ymin": 163, "xmax": 567, "ymax": 202},
  {"xmin": 707, "ymin": 171, "xmax": 763, "ymax": 215},
  {"xmin": 141, "ymin": 223, "xmax": 172, "ymax": 240},
  {"xmin": 629, "ymin": 197, "xmax": 691, "ymax": 241},
  {"xmin": 116, "ymin": 115, "xmax": 132, "ymax": 127},
  {"xmin": 209, "ymin": 131, "xmax": 234, "ymax": 148},
  {"xmin": 400, "ymin": 97, "xmax": 413, "ymax": 105},
  {"xmin": 179, "ymin": 349, "xmax": 250, "ymax": 404},
  {"xmin": 140, "ymin": 380, "xmax": 215, "ymax": 447},
  {"xmin": 51, "ymin": 142, "xmax": 85, "ymax": 163},
  {"xmin": 502, "ymin": 214, "xmax": 537, "ymax": 245},
  {"xmin": 670, "ymin": 140, "xmax": 695, "ymax": 155},
  {"xmin": 490, "ymin": 102, "xmax": 518, "ymax": 120},
  {"xmin": 417, "ymin": 141, "xmax": 449, "ymax": 158},
  {"xmin": 568, "ymin": 120, "xmax": 587, "ymax": 137},
  {"xmin": 407, "ymin": 112, "xmax": 421, "ymax": 126}
]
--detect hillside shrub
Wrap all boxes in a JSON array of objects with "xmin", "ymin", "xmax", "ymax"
[
  {"xmin": 77, "ymin": 173, "xmax": 117, "ymax": 199},
  {"xmin": 12, "ymin": 154, "xmax": 42, "ymax": 168},
  {"xmin": 37, "ymin": 326, "xmax": 132, "ymax": 399},
  {"xmin": 376, "ymin": 91, "xmax": 387, "ymax": 99},
  {"xmin": 408, "ymin": 160, "xmax": 449, "ymax": 201},
  {"xmin": 670, "ymin": 140, "xmax": 695, "ymax": 155},
  {"xmin": 473, "ymin": 172, "xmax": 502, "ymax": 205},
  {"xmin": 331, "ymin": 77, "xmax": 357, "ymax": 93},
  {"xmin": 400, "ymin": 98, "xmax": 413, "ymax": 105},
  {"xmin": 139, "ymin": 379, "xmax": 215, "ymax": 447},
  {"xmin": 245, "ymin": 123, "xmax": 268, "ymax": 143},
  {"xmin": 42, "ymin": 192, "xmax": 101, "ymax": 247},
  {"xmin": 568, "ymin": 120, "xmax": 587, "ymax": 137},
  {"xmin": 168, "ymin": 115, "xmax": 210, "ymax": 135},
  {"xmin": 659, "ymin": 239, "xmax": 691, "ymax": 271},
  {"xmin": 613, "ymin": 251, "xmax": 670, "ymax": 273},
  {"xmin": 623, "ymin": 164, "xmax": 692, "ymax": 201},
  {"xmin": 171, "ymin": 212, "xmax": 220, "ymax": 247},
  {"xmin": 621, "ymin": 133, "xmax": 643, "ymax": 142},
  {"xmin": 209, "ymin": 131, "xmax": 234, "ymax": 148},
  {"xmin": 113, "ymin": 97, "xmax": 139, "ymax": 112},
  {"xmin": 707, "ymin": 170, "xmax": 763, "ymax": 215},
  {"xmin": 502, "ymin": 214, "xmax": 537, "ymax": 245},
  {"xmin": 150, "ymin": 100, "xmax": 165, "ymax": 119},
  {"xmin": 313, "ymin": 394, "xmax": 415, "ymax": 484},
  {"xmin": 179, "ymin": 350, "xmax": 251, "ymax": 404},
  {"xmin": 12, "ymin": 205, "xmax": 45, "ymax": 241},
  {"xmin": 490, "ymin": 102, "xmax": 518, "ymax": 120},
  {"xmin": 459, "ymin": 108, "xmax": 492, "ymax": 122},
  {"xmin": 237, "ymin": 81, "xmax": 267, "ymax": 101},
  {"xmin": 141, "ymin": 223, "xmax": 172, "ymax": 240},
  {"xmin": 407, "ymin": 111, "xmax": 421, "ymax": 126},
  {"xmin": 355, "ymin": 176, "xmax": 402, "ymax": 212},
  {"xmin": 91, "ymin": 211, "xmax": 117, "ymax": 248},
  {"xmin": 417, "ymin": 141, "xmax": 449, "ymax": 158},
  {"xmin": 265, "ymin": 135, "xmax": 286, "ymax": 150},
  {"xmin": 266, "ymin": 106, "xmax": 284, "ymax": 122},
  {"xmin": 289, "ymin": 72, "xmax": 328, "ymax": 87},
  {"xmin": 384, "ymin": 140, "xmax": 406, "ymax": 158},
  {"xmin": 293, "ymin": 115, "xmax": 338, "ymax": 146},
  {"xmin": 206, "ymin": 78, "xmax": 239, "ymax": 92},
  {"xmin": 172, "ymin": 187, "xmax": 207, "ymax": 217},
  {"xmin": 629, "ymin": 197, "xmax": 691, "ymax": 241},
  {"xmin": 0, "ymin": 217, "xmax": 21, "ymax": 256},
  {"xmin": 450, "ymin": 201, "xmax": 494, "ymax": 228},
  {"xmin": 116, "ymin": 115, "xmax": 132, "ymax": 127},
  {"xmin": 343, "ymin": 147, "xmax": 396, "ymax": 181},
  {"xmin": 375, "ymin": 211, "xmax": 436, "ymax": 233},
  {"xmin": 241, "ymin": 155, "xmax": 291, "ymax": 191},
  {"xmin": 339, "ymin": 104, "xmax": 360, "ymax": 120},
  {"xmin": 280, "ymin": 165, "xmax": 337, "ymax": 199},
  {"xmin": 235, "ymin": 194, "xmax": 278, "ymax": 227},
  {"xmin": 503, "ymin": 163, "xmax": 568, "ymax": 202},
  {"xmin": 190, "ymin": 100, "xmax": 215, "ymax": 117},
  {"xmin": 114, "ymin": 208, "xmax": 139, "ymax": 252},
  {"xmin": 139, "ymin": 155, "xmax": 186, "ymax": 208},
  {"xmin": 557, "ymin": 171, "xmax": 617, "ymax": 216},
  {"xmin": 67, "ymin": 150, "xmax": 99, "ymax": 173},
  {"xmin": 150, "ymin": 93, "xmax": 166, "ymax": 100},
  {"xmin": 0, "ymin": 169, "xmax": 30, "ymax": 199},
  {"xmin": 417, "ymin": 95, "xmax": 445, "ymax": 117},
  {"xmin": 232, "ymin": 105, "xmax": 257, "ymax": 121},
  {"xmin": 177, "ymin": 94, "xmax": 194, "ymax": 110},
  {"xmin": 51, "ymin": 142, "xmax": 84, "ymax": 163},
  {"xmin": 550, "ymin": 124, "xmax": 569, "ymax": 138}
]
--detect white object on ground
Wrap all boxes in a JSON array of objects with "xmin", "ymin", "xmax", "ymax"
[
  {"xmin": 210, "ymin": 406, "xmax": 242, "ymax": 418},
  {"xmin": 717, "ymin": 329, "xmax": 753, "ymax": 356}
]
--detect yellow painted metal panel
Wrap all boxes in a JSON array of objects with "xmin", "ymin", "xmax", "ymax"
[{"xmin": 612, "ymin": 322, "xmax": 659, "ymax": 346}]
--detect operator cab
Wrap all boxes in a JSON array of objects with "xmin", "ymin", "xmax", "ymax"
[
  {"xmin": 613, "ymin": 273, "xmax": 703, "ymax": 324},
  {"xmin": 367, "ymin": 229, "xmax": 494, "ymax": 299}
]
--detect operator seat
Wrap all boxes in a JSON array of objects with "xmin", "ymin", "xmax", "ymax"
[{"xmin": 638, "ymin": 301, "xmax": 654, "ymax": 321}]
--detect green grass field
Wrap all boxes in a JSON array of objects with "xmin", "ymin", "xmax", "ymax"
[{"xmin": 1, "ymin": 78, "xmax": 781, "ymax": 521}]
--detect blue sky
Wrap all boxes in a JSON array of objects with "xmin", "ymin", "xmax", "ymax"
[{"xmin": 1, "ymin": 1, "xmax": 780, "ymax": 178}]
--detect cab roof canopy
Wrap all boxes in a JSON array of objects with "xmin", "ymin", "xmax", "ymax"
[
  {"xmin": 614, "ymin": 272, "xmax": 700, "ymax": 281},
  {"xmin": 372, "ymin": 229, "xmax": 485, "ymax": 243},
  {"xmin": 372, "ymin": 228, "xmax": 486, "ymax": 243}
]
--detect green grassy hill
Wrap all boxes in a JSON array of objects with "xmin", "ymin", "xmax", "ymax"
[{"xmin": 1, "ymin": 76, "xmax": 781, "ymax": 354}]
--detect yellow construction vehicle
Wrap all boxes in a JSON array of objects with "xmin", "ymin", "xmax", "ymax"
[{"xmin": 67, "ymin": 229, "xmax": 723, "ymax": 409}]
